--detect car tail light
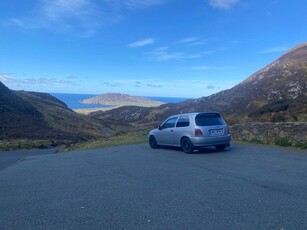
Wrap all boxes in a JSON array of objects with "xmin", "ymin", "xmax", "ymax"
[{"xmin": 195, "ymin": 128, "xmax": 203, "ymax": 136}]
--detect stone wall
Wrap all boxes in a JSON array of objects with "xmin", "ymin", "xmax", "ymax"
[{"xmin": 230, "ymin": 122, "xmax": 307, "ymax": 145}]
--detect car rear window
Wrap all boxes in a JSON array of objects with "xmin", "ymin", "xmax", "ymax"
[{"xmin": 195, "ymin": 113, "xmax": 225, "ymax": 126}]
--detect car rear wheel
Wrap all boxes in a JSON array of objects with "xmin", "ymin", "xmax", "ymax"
[
  {"xmin": 215, "ymin": 144, "xmax": 226, "ymax": 151},
  {"xmin": 149, "ymin": 136, "xmax": 159, "ymax": 149},
  {"xmin": 181, "ymin": 137, "xmax": 194, "ymax": 153}
]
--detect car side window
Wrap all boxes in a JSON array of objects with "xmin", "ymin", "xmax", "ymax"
[
  {"xmin": 161, "ymin": 117, "xmax": 178, "ymax": 129},
  {"xmin": 176, "ymin": 115, "xmax": 190, "ymax": 127}
]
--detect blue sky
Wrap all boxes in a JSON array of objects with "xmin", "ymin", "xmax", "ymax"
[{"xmin": 0, "ymin": 0, "xmax": 306, "ymax": 98}]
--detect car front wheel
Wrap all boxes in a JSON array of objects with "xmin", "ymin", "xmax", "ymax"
[
  {"xmin": 181, "ymin": 137, "xmax": 194, "ymax": 153},
  {"xmin": 149, "ymin": 136, "xmax": 159, "ymax": 149}
]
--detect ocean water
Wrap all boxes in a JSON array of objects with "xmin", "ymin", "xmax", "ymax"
[
  {"xmin": 147, "ymin": 96, "xmax": 190, "ymax": 103},
  {"xmin": 51, "ymin": 93, "xmax": 190, "ymax": 110},
  {"xmin": 51, "ymin": 93, "xmax": 109, "ymax": 109}
]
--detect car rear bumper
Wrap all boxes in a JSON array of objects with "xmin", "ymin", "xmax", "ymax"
[{"xmin": 190, "ymin": 134, "xmax": 231, "ymax": 147}]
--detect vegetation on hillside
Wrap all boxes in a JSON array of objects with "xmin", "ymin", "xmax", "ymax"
[{"xmin": 1, "ymin": 43, "xmax": 307, "ymax": 150}]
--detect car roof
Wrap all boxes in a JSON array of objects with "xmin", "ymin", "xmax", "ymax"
[{"xmin": 170, "ymin": 112, "xmax": 220, "ymax": 118}]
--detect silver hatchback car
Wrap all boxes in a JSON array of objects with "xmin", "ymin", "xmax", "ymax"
[{"xmin": 149, "ymin": 112, "xmax": 231, "ymax": 153}]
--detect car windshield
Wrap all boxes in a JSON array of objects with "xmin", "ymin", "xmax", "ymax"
[{"xmin": 195, "ymin": 113, "xmax": 225, "ymax": 126}]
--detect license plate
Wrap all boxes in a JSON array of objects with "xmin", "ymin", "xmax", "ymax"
[{"xmin": 210, "ymin": 129, "xmax": 223, "ymax": 135}]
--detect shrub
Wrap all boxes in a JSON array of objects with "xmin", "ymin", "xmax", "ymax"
[
  {"xmin": 294, "ymin": 141, "xmax": 307, "ymax": 149},
  {"xmin": 274, "ymin": 138, "xmax": 292, "ymax": 147},
  {"xmin": 250, "ymin": 138, "xmax": 263, "ymax": 144},
  {"xmin": 271, "ymin": 113, "xmax": 286, "ymax": 122}
]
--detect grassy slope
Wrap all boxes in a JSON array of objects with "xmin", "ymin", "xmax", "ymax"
[{"xmin": 16, "ymin": 91, "xmax": 107, "ymax": 140}]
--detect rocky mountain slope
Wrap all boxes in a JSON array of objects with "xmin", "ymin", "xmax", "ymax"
[
  {"xmin": 0, "ymin": 82, "xmax": 107, "ymax": 144},
  {"xmin": 81, "ymin": 93, "xmax": 164, "ymax": 107},
  {"xmin": 91, "ymin": 43, "xmax": 307, "ymax": 126},
  {"xmin": 194, "ymin": 42, "xmax": 307, "ymax": 122},
  {"xmin": 0, "ymin": 81, "xmax": 50, "ymax": 139}
]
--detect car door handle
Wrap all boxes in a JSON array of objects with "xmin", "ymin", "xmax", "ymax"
[{"xmin": 170, "ymin": 130, "xmax": 174, "ymax": 132}]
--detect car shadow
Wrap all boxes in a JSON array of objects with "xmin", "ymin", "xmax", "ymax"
[
  {"xmin": 191, "ymin": 147, "xmax": 231, "ymax": 154},
  {"xmin": 159, "ymin": 146, "xmax": 229, "ymax": 154}
]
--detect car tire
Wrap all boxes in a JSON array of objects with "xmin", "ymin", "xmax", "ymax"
[
  {"xmin": 215, "ymin": 144, "xmax": 226, "ymax": 151},
  {"xmin": 149, "ymin": 136, "xmax": 159, "ymax": 149},
  {"xmin": 181, "ymin": 137, "xmax": 194, "ymax": 153}
]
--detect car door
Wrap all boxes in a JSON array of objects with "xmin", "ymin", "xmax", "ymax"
[
  {"xmin": 155, "ymin": 117, "xmax": 178, "ymax": 146},
  {"xmin": 173, "ymin": 115, "xmax": 191, "ymax": 146}
]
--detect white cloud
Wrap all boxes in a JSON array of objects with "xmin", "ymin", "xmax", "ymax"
[
  {"xmin": 209, "ymin": 0, "xmax": 241, "ymax": 9},
  {"xmin": 147, "ymin": 46, "xmax": 202, "ymax": 61},
  {"xmin": 206, "ymin": 84, "xmax": 218, "ymax": 90},
  {"xmin": 128, "ymin": 78, "xmax": 234, "ymax": 97},
  {"xmin": 104, "ymin": 0, "xmax": 170, "ymax": 10},
  {"xmin": 147, "ymin": 47, "xmax": 184, "ymax": 61},
  {"xmin": 42, "ymin": 0, "xmax": 91, "ymax": 20},
  {"xmin": 23, "ymin": 78, "xmax": 76, "ymax": 85},
  {"xmin": 0, "ymin": 74, "xmax": 17, "ymax": 83},
  {"xmin": 6, "ymin": 0, "xmax": 170, "ymax": 36},
  {"xmin": 129, "ymin": 38, "xmax": 155, "ymax": 48},
  {"xmin": 102, "ymin": 81, "xmax": 121, "ymax": 87},
  {"xmin": 124, "ymin": 0, "xmax": 170, "ymax": 10},
  {"xmin": 178, "ymin": 66, "xmax": 212, "ymax": 70},
  {"xmin": 178, "ymin": 37, "xmax": 200, "ymax": 44},
  {"xmin": 0, "ymin": 74, "xmax": 76, "ymax": 86},
  {"xmin": 7, "ymin": 0, "xmax": 100, "ymax": 36},
  {"xmin": 177, "ymin": 37, "xmax": 209, "ymax": 47},
  {"xmin": 258, "ymin": 45, "xmax": 289, "ymax": 54},
  {"xmin": 102, "ymin": 0, "xmax": 170, "ymax": 10},
  {"xmin": 146, "ymin": 83, "xmax": 163, "ymax": 88},
  {"xmin": 178, "ymin": 65, "xmax": 232, "ymax": 70}
]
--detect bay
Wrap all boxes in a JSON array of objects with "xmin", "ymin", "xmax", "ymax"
[{"xmin": 51, "ymin": 93, "xmax": 190, "ymax": 110}]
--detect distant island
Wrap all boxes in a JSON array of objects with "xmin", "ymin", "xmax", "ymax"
[{"xmin": 81, "ymin": 93, "xmax": 165, "ymax": 107}]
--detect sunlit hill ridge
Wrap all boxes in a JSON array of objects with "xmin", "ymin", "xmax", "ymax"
[
  {"xmin": 0, "ymin": 43, "xmax": 306, "ymax": 148},
  {"xmin": 90, "ymin": 43, "xmax": 307, "ymax": 126}
]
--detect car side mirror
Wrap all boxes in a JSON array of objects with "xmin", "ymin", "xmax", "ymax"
[{"xmin": 158, "ymin": 125, "xmax": 162, "ymax": 130}]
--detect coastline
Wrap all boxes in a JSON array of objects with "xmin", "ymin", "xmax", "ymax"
[{"xmin": 51, "ymin": 93, "xmax": 191, "ymax": 111}]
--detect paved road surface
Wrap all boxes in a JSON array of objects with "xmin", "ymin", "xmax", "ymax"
[{"xmin": 0, "ymin": 143, "xmax": 307, "ymax": 229}]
